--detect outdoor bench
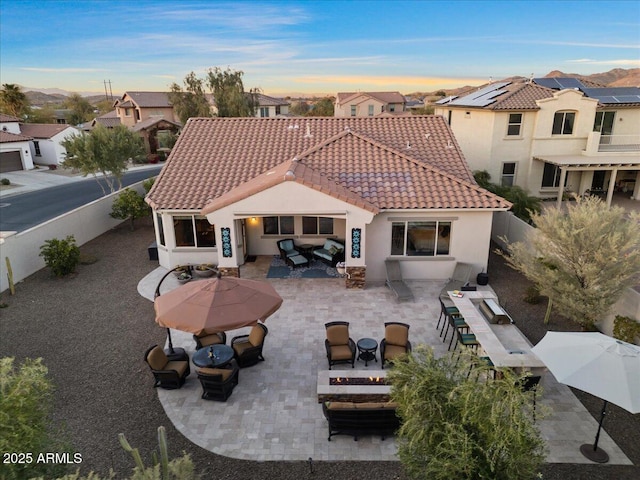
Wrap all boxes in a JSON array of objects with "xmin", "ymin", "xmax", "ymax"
[{"xmin": 321, "ymin": 400, "xmax": 400, "ymax": 441}]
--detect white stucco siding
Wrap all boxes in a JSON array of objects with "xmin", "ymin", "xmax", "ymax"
[
  {"xmin": 204, "ymin": 182, "xmax": 374, "ymax": 268},
  {"xmin": 0, "ymin": 121, "xmax": 21, "ymax": 134},
  {"xmin": 606, "ymin": 108, "xmax": 640, "ymax": 137},
  {"xmin": 446, "ymin": 109, "xmax": 495, "ymax": 174},
  {"xmin": 364, "ymin": 210, "xmax": 495, "ymax": 282}
]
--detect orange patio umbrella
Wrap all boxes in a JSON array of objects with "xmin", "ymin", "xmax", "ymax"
[{"xmin": 154, "ymin": 274, "xmax": 283, "ymax": 348}]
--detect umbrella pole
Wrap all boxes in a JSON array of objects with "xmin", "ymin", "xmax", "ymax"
[
  {"xmin": 166, "ymin": 328, "xmax": 175, "ymax": 354},
  {"xmin": 579, "ymin": 400, "xmax": 610, "ymax": 463}
]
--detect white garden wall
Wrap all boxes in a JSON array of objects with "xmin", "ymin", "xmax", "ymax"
[{"xmin": 0, "ymin": 182, "xmax": 145, "ymax": 293}]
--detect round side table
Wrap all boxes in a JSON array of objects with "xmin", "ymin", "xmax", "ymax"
[{"xmin": 357, "ymin": 338, "xmax": 378, "ymax": 366}]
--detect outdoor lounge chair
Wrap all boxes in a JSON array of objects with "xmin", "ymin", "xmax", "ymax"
[
  {"xmin": 380, "ymin": 322, "xmax": 412, "ymax": 368},
  {"xmin": 193, "ymin": 331, "xmax": 227, "ymax": 349},
  {"xmin": 231, "ymin": 323, "xmax": 269, "ymax": 367},
  {"xmin": 277, "ymin": 238, "xmax": 301, "ymax": 261},
  {"xmin": 324, "ymin": 321, "xmax": 356, "ymax": 369},
  {"xmin": 144, "ymin": 345, "xmax": 190, "ymax": 389},
  {"xmin": 196, "ymin": 359, "xmax": 240, "ymax": 401},
  {"xmin": 384, "ymin": 260, "xmax": 414, "ymax": 302},
  {"xmin": 440, "ymin": 262, "xmax": 473, "ymax": 297}
]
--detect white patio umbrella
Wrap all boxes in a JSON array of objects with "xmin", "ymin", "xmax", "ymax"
[{"xmin": 532, "ymin": 331, "xmax": 640, "ymax": 463}]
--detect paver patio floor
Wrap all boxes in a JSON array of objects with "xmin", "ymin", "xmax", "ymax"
[{"xmin": 138, "ymin": 257, "xmax": 631, "ymax": 464}]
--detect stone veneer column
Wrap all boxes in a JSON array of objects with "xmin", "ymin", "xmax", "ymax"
[
  {"xmin": 218, "ymin": 267, "xmax": 240, "ymax": 278},
  {"xmin": 345, "ymin": 266, "xmax": 365, "ymax": 289}
]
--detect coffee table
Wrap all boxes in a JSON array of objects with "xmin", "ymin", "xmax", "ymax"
[
  {"xmin": 357, "ymin": 338, "xmax": 378, "ymax": 366},
  {"xmin": 193, "ymin": 344, "xmax": 235, "ymax": 368}
]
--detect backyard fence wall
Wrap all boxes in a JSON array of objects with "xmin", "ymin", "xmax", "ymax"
[
  {"xmin": 491, "ymin": 211, "xmax": 640, "ymax": 338},
  {"xmin": 0, "ymin": 182, "xmax": 145, "ymax": 294}
]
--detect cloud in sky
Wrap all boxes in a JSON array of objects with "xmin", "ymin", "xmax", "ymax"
[{"xmin": 1, "ymin": 1, "xmax": 638, "ymax": 94}]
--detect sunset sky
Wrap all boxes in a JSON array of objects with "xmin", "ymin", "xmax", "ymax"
[{"xmin": 1, "ymin": 0, "xmax": 638, "ymax": 96}]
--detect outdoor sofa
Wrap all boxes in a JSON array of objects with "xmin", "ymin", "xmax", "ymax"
[
  {"xmin": 321, "ymin": 400, "xmax": 400, "ymax": 441},
  {"xmin": 313, "ymin": 239, "xmax": 345, "ymax": 267}
]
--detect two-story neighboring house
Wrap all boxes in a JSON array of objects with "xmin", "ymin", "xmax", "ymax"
[
  {"xmin": 434, "ymin": 78, "xmax": 640, "ymax": 206},
  {"xmin": 113, "ymin": 91, "xmax": 182, "ymax": 155},
  {"xmin": 334, "ymin": 91, "xmax": 406, "ymax": 117}
]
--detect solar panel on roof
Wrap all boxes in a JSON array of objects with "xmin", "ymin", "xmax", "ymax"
[
  {"xmin": 615, "ymin": 95, "xmax": 640, "ymax": 103},
  {"xmin": 448, "ymin": 82, "xmax": 511, "ymax": 107},
  {"xmin": 435, "ymin": 96, "xmax": 457, "ymax": 105},
  {"xmin": 533, "ymin": 77, "xmax": 585, "ymax": 90}
]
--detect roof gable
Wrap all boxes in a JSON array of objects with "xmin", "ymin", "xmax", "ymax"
[
  {"xmin": 116, "ymin": 91, "xmax": 172, "ymax": 108},
  {"xmin": 337, "ymin": 91, "xmax": 406, "ymax": 105},
  {"xmin": 19, "ymin": 123, "xmax": 76, "ymax": 139}
]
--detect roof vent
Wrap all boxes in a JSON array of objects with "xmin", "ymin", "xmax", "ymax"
[
  {"xmin": 345, "ymin": 126, "xmax": 351, "ymax": 132},
  {"xmin": 304, "ymin": 124, "xmax": 312, "ymax": 138},
  {"xmin": 425, "ymin": 133, "xmax": 430, "ymax": 140},
  {"xmin": 447, "ymin": 140, "xmax": 454, "ymax": 149},
  {"xmin": 284, "ymin": 170, "xmax": 296, "ymax": 181},
  {"xmin": 406, "ymin": 141, "xmax": 411, "ymax": 149}
]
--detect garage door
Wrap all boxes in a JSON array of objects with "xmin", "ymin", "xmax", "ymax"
[{"xmin": 0, "ymin": 150, "xmax": 23, "ymax": 173}]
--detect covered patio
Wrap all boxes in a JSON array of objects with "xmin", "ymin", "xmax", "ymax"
[{"xmin": 138, "ymin": 262, "xmax": 632, "ymax": 464}]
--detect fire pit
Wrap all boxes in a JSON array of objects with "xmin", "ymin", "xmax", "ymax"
[{"xmin": 317, "ymin": 370, "xmax": 390, "ymax": 403}]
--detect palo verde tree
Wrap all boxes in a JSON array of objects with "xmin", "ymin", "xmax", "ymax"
[
  {"xmin": 206, "ymin": 66, "xmax": 259, "ymax": 117},
  {"xmin": 62, "ymin": 124, "xmax": 145, "ymax": 193},
  {"xmin": 503, "ymin": 195, "xmax": 640, "ymax": 329},
  {"xmin": 0, "ymin": 83, "xmax": 30, "ymax": 118},
  {"xmin": 168, "ymin": 71, "xmax": 213, "ymax": 124},
  {"xmin": 388, "ymin": 346, "xmax": 546, "ymax": 480}
]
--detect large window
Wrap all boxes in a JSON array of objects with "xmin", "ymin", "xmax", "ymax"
[
  {"xmin": 507, "ymin": 113, "xmax": 522, "ymax": 136},
  {"xmin": 593, "ymin": 111, "xmax": 615, "ymax": 134},
  {"xmin": 552, "ymin": 111, "xmax": 575, "ymax": 135},
  {"xmin": 501, "ymin": 162, "xmax": 516, "ymax": 187},
  {"xmin": 260, "ymin": 107, "xmax": 269, "ymax": 118},
  {"xmin": 174, "ymin": 215, "xmax": 216, "ymax": 247},
  {"xmin": 302, "ymin": 216, "xmax": 333, "ymax": 235},
  {"xmin": 541, "ymin": 163, "xmax": 565, "ymax": 188},
  {"xmin": 391, "ymin": 221, "xmax": 451, "ymax": 257},
  {"xmin": 263, "ymin": 216, "xmax": 294, "ymax": 235},
  {"xmin": 156, "ymin": 213, "xmax": 165, "ymax": 246}
]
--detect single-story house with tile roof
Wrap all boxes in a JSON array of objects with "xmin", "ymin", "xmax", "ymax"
[
  {"xmin": 19, "ymin": 123, "xmax": 80, "ymax": 167},
  {"xmin": 145, "ymin": 116, "xmax": 511, "ymax": 288},
  {"xmin": 1, "ymin": 114, "xmax": 34, "ymax": 172}
]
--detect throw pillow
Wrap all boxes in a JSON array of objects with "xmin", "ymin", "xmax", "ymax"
[{"xmin": 328, "ymin": 245, "xmax": 338, "ymax": 255}]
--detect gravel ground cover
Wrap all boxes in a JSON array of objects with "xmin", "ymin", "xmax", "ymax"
[{"xmin": 0, "ymin": 221, "xmax": 637, "ymax": 479}]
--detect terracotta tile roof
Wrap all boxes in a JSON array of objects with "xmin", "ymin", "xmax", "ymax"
[
  {"xmin": 91, "ymin": 110, "xmax": 121, "ymax": 128},
  {"xmin": 0, "ymin": 131, "xmax": 32, "ymax": 143},
  {"xmin": 146, "ymin": 116, "xmax": 510, "ymax": 212},
  {"xmin": 19, "ymin": 123, "xmax": 76, "ymax": 139},
  {"xmin": 337, "ymin": 91, "xmax": 406, "ymax": 105},
  {"xmin": 255, "ymin": 93, "xmax": 290, "ymax": 107},
  {"xmin": 0, "ymin": 113, "xmax": 21, "ymax": 123}
]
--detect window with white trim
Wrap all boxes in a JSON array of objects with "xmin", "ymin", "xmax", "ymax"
[
  {"xmin": 552, "ymin": 111, "xmax": 575, "ymax": 135},
  {"xmin": 507, "ymin": 113, "xmax": 522, "ymax": 136},
  {"xmin": 391, "ymin": 221, "xmax": 451, "ymax": 256},
  {"xmin": 260, "ymin": 107, "xmax": 269, "ymax": 117},
  {"xmin": 302, "ymin": 216, "xmax": 333, "ymax": 235},
  {"xmin": 33, "ymin": 141, "xmax": 41, "ymax": 156},
  {"xmin": 501, "ymin": 162, "xmax": 516, "ymax": 187},
  {"xmin": 156, "ymin": 213, "xmax": 165, "ymax": 246},
  {"xmin": 263, "ymin": 216, "xmax": 294, "ymax": 235},
  {"xmin": 350, "ymin": 105, "xmax": 356, "ymax": 117},
  {"xmin": 368, "ymin": 105, "xmax": 374, "ymax": 116},
  {"xmin": 173, "ymin": 215, "xmax": 216, "ymax": 247}
]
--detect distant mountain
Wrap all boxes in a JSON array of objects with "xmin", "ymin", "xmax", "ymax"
[
  {"xmin": 545, "ymin": 68, "xmax": 639, "ymax": 87},
  {"xmin": 25, "ymin": 90, "xmax": 111, "ymax": 107}
]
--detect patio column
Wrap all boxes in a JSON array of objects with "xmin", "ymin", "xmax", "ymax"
[
  {"xmin": 605, "ymin": 169, "xmax": 618, "ymax": 207},
  {"xmin": 556, "ymin": 167, "xmax": 568, "ymax": 209}
]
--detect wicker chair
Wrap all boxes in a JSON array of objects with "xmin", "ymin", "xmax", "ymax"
[
  {"xmin": 196, "ymin": 359, "xmax": 240, "ymax": 401},
  {"xmin": 324, "ymin": 321, "xmax": 356, "ymax": 369},
  {"xmin": 144, "ymin": 345, "xmax": 190, "ymax": 389},
  {"xmin": 193, "ymin": 331, "xmax": 227, "ymax": 349},
  {"xmin": 276, "ymin": 238, "xmax": 300, "ymax": 261},
  {"xmin": 380, "ymin": 322, "xmax": 412, "ymax": 369},
  {"xmin": 231, "ymin": 323, "xmax": 269, "ymax": 367}
]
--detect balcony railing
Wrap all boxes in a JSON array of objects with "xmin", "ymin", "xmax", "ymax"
[{"xmin": 585, "ymin": 132, "xmax": 640, "ymax": 154}]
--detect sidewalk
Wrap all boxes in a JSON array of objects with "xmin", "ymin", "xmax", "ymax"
[{"xmin": 0, "ymin": 163, "xmax": 163, "ymax": 198}]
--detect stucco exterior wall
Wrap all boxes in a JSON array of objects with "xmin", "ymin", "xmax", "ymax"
[
  {"xmin": 30, "ymin": 128, "xmax": 78, "ymax": 166},
  {"xmin": 365, "ymin": 210, "xmax": 494, "ymax": 282},
  {"xmin": 335, "ymin": 97, "xmax": 387, "ymax": 117}
]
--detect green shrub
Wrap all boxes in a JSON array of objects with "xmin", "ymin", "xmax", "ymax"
[
  {"xmin": 39, "ymin": 236, "xmax": 81, "ymax": 277},
  {"xmin": 0, "ymin": 178, "xmax": 10, "ymax": 185},
  {"xmin": 523, "ymin": 285, "xmax": 542, "ymax": 304},
  {"xmin": 110, "ymin": 188, "xmax": 150, "ymax": 230},
  {"xmin": 613, "ymin": 315, "xmax": 640, "ymax": 345},
  {"xmin": 0, "ymin": 357, "xmax": 71, "ymax": 480}
]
